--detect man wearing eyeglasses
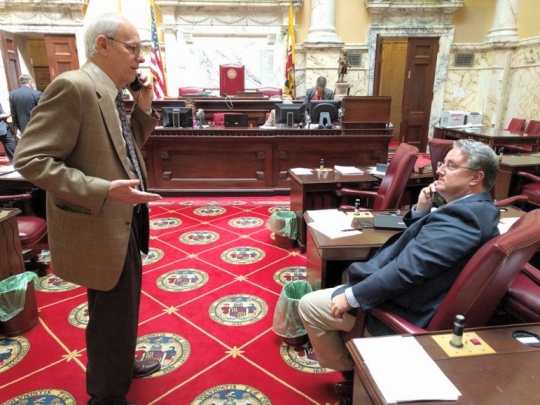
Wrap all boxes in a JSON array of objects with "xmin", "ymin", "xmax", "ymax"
[
  {"xmin": 299, "ymin": 139, "xmax": 501, "ymax": 394},
  {"xmin": 14, "ymin": 13, "xmax": 162, "ymax": 405}
]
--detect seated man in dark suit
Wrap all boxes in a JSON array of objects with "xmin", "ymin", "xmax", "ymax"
[
  {"xmin": 305, "ymin": 76, "xmax": 334, "ymax": 103},
  {"xmin": 185, "ymin": 98, "xmax": 206, "ymax": 128},
  {"xmin": 299, "ymin": 139, "xmax": 501, "ymax": 382}
]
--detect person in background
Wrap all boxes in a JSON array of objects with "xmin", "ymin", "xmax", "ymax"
[
  {"xmin": 0, "ymin": 103, "xmax": 16, "ymax": 164},
  {"xmin": 9, "ymin": 74, "xmax": 42, "ymax": 135},
  {"xmin": 263, "ymin": 94, "xmax": 293, "ymax": 127},
  {"xmin": 299, "ymin": 139, "xmax": 500, "ymax": 400},
  {"xmin": 305, "ymin": 76, "xmax": 334, "ymax": 103},
  {"xmin": 14, "ymin": 13, "xmax": 162, "ymax": 405},
  {"xmin": 185, "ymin": 98, "xmax": 206, "ymax": 127}
]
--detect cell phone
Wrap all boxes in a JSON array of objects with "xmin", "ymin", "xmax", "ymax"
[
  {"xmin": 430, "ymin": 191, "xmax": 446, "ymax": 208},
  {"xmin": 129, "ymin": 75, "xmax": 143, "ymax": 92}
]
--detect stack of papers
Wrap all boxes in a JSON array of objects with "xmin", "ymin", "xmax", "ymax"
[
  {"xmin": 290, "ymin": 168, "xmax": 313, "ymax": 175},
  {"xmin": 334, "ymin": 165, "xmax": 364, "ymax": 175},
  {"xmin": 307, "ymin": 209, "xmax": 361, "ymax": 238},
  {"xmin": 498, "ymin": 217, "xmax": 521, "ymax": 234},
  {"xmin": 354, "ymin": 336, "xmax": 461, "ymax": 403}
]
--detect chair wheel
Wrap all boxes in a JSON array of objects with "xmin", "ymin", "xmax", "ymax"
[{"xmin": 339, "ymin": 397, "xmax": 352, "ymax": 405}]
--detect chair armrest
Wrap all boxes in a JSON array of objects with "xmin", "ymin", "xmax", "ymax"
[
  {"xmin": 522, "ymin": 263, "xmax": 540, "ymax": 285},
  {"xmin": 340, "ymin": 188, "xmax": 378, "ymax": 199},
  {"xmin": 0, "ymin": 193, "xmax": 32, "ymax": 203},
  {"xmin": 494, "ymin": 195, "xmax": 528, "ymax": 207},
  {"xmin": 517, "ymin": 171, "xmax": 540, "ymax": 183},
  {"xmin": 369, "ymin": 307, "xmax": 426, "ymax": 335}
]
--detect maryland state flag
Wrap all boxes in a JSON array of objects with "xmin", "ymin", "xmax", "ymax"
[{"xmin": 284, "ymin": 4, "xmax": 295, "ymax": 98}]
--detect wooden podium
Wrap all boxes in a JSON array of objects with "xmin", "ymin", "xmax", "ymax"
[{"xmin": 219, "ymin": 64, "xmax": 245, "ymax": 96}]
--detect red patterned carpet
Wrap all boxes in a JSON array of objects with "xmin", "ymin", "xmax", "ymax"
[{"xmin": 0, "ymin": 197, "xmax": 344, "ymax": 405}]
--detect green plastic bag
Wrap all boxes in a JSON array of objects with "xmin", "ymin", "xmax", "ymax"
[
  {"xmin": 266, "ymin": 211, "xmax": 298, "ymax": 239},
  {"xmin": 272, "ymin": 280, "xmax": 312, "ymax": 338},
  {"xmin": 0, "ymin": 272, "xmax": 39, "ymax": 322}
]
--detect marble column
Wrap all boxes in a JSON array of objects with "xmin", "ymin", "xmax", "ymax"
[
  {"xmin": 485, "ymin": 0, "xmax": 520, "ymax": 43},
  {"xmin": 304, "ymin": 0, "xmax": 342, "ymax": 45}
]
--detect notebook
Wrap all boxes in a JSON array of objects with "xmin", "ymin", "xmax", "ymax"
[
  {"xmin": 224, "ymin": 114, "xmax": 249, "ymax": 128},
  {"xmin": 373, "ymin": 214, "xmax": 407, "ymax": 230}
]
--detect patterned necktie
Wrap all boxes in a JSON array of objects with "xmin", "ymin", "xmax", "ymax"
[{"xmin": 116, "ymin": 90, "xmax": 145, "ymax": 191}]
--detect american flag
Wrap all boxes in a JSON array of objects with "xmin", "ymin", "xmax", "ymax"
[{"xmin": 150, "ymin": 1, "xmax": 167, "ymax": 99}]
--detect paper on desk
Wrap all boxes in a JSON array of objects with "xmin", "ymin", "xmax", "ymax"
[
  {"xmin": 353, "ymin": 336, "xmax": 461, "ymax": 403},
  {"xmin": 0, "ymin": 165, "xmax": 15, "ymax": 174},
  {"xmin": 498, "ymin": 217, "xmax": 521, "ymax": 234},
  {"xmin": 368, "ymin": 166, "xmax": 387, "ymax": 176},
  {"xmin": 307, "ymin": 209, "xmax": 361, "ymax": 238},
  {"xmin": 290, "ymin": 168, "xmax": 313, "ymax": 175},
  {"xmin": 334, "ymin": 165, "xmax": 364, "ymax": 175}
]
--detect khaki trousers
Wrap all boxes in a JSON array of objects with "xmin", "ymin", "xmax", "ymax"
[{"xmin": 298, "ymin": 286, "xmax": 356, "ymax": 371}]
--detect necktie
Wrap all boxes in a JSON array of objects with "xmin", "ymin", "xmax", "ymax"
[{"xmin": 116, "ymin": 90, "xmax": 145, "ymax": 191}]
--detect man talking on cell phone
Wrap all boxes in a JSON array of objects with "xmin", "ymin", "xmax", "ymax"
[
  {"xmin": 298, "ymin": 139, "xmax": 501, "ymax": 401},
  {"xmin": 14, "ymin": 13, "xmax": 162, "ymax": 405}
]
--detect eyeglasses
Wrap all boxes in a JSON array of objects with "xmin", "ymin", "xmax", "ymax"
[
  {"xmin": 106, "ymin": 37, "xmax": 142, "ymax": 56},
  {"xmin": 437, "ymin": 161, "xmax": 475, "ymax": 171}
]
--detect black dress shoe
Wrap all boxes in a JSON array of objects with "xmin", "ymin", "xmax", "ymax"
[
  {"xmin": 335, "ymin": 381, "xmax": 353, "ymax": 398},
  {"xmin": 133, "ymin": 359, "xmax": 160, "ymax": 378}
]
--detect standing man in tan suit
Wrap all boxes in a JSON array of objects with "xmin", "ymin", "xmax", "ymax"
[{"xmin": 14, "ymin": 13, "xmax": 162, "ymax": 405}]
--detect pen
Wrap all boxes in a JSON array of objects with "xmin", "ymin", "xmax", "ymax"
[{"xmin": 341, "ymin": 228, "xmax": 358, "ymax": 232}]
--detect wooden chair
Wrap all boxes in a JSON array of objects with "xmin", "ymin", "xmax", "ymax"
[
  {"xmin": 345, "ymin": 209, "xmax": 540, "ymax": 338},
  {"xmin": 339, "ymin": 142, "xmax": 419, "ymax": 210}
]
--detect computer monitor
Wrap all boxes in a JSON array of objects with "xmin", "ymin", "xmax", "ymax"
[
  {"xmin": 275, "ymin": 103, "xmax": 305, "ymax": 126},
  {"xmin": 224, "ymin": 113, "xmax": 249, "ymax": 128},
  {"xmin": 162, "ymin": 104, "xmax": 193, "ymax": 128},
  {"xmin": 309, "ymin": 100, "xmax": 341, "ymax": 129}
]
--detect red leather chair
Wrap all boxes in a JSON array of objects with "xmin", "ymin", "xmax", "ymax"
[
  {"xmin": 213, "ymin": 112, "xmax": 242, "ymax": 127},
  {"xmin": 345, "ymin": 209, "xmax": 540, "ymax": 337},
  {"xmin": 0, "ymin": 193, "xmax": 48, "ymax": 276},
  {"xmin": 505, "ymin": 118, "xmax": 526, "ymax": 133},
  {"xmin": 504, "ymin": 263, "xmax": 540, "ymax": 322},
  {"xmin": 523, "ymin": 119, "xmax": 540, "ymax": 135},
  {"xmin": 178, "ymin": 86, "xmax": 206, "ymax": 96},
  {"xmin": 428, "ymin": 138, "xmax": 454, "ymax": 180},
  {"xmin": 514, "ymin": 171, "xmax": 540, "ymax": 209},
  {"xmin": 340, "ymin": 142, "xmax": 419, "ymax": 210},
  {"xmin": 502, "ymin": 120, "xmax": 540, "ymax": 153},
  {"xmin": 255, "ymin": 87, "xmax": 283, "ymax": 98}
]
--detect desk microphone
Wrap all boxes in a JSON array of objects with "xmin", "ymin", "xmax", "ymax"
[{"xmin": 450, "ymin": 314, "xmax": 465, "ymax": 348}]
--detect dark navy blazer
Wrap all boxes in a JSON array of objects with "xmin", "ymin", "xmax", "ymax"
[{"xmin": 334, "ymin": 192, "xmax": 500, "ymax": 331}]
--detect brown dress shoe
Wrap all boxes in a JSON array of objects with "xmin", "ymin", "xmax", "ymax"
[{"xmin": 133, "ymin": 359, "xmax": 161, "ymax": 378}]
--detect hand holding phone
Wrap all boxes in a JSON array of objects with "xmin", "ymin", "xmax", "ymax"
[
  {"xmin": 129, "ymin": 75, "xmax": 143, "ymax": 92},
  {"xmin": 430, "ymin": 191, "xmax": 446, "ymax": 208}
]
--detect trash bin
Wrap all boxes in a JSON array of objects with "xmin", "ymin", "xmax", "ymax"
[
  {"xmin": 272, "ymin": 280, "xmax": 312, "ymax": 346},
  {"xmin": 267, "ymin": 211, "xmax": 298, "ymax": 248},
  {"xmin": 0, "ymin": 272, "xmax": 39, "ymax": 336}
]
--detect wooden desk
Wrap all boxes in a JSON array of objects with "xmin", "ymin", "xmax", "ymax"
[
  {"xmin": 434, "ymin": 127, "xmax": 540, "ymax": 150},
  {"xmin": 0, "ymin": 209, "xmax": 24, "ymax": 280},
  {"xmin": 290, "ymin": 170, "xmax": 379, "ymax": 253},
  {"xmin": 0, "ymin": 171, "xmax": 46, "ymax": 219},
  {"xmin": 347, "ymin": 323, "xmax": 540, "ymax": 405},
  {"xmin": 143, "ymin": 129, "xmax": 392, "ymax": 194},
  {"xmin": 495, "ymin": 154, "xmax": 540, "ymax": 200},
  {"xmin": 304, "ymin": 206, "xmax": 524, "ymax": 290}
]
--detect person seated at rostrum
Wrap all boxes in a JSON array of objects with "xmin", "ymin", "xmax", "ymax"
[
  {"xmin": 305, "ymin": 76, "xmax": 334, "ymax": 103},
  {"xmin": 298, "ymin": 139, "xmax": 501, "ymax": 399},
  {"xmin": 262, "ymin": 94, "xmax": 293, "ymax": 127},
  {"xmin": 185, "ymin": 98, "xmax": 206, "ymax": 128}
]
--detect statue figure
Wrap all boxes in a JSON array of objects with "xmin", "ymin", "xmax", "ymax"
[{"xmin": 338, "ymin": 50, "xmax": 350, "ymax": 83}]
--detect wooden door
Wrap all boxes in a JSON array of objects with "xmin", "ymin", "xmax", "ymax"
[
  {"xmin": 400, "ymin": 37, "xmax": 439, "ymax": 152},
  {"xmin": 373, "ymin": 35, "xmax": 384, "ymax": 96},
  {"xmin": 44, "ymin": 35, "xmax": 79, "ymax": 81},
  {"xmin": 0, "ymin": 29, "xmax": 21, "ymax": 92}
]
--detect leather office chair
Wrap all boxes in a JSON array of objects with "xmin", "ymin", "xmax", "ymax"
[
  {"xmin": 428, "ymin": 138, "xmax": 454, "ymax": 180},
  {"xmin": 178, "ymin": 86, "xmax": 206, "ymax": 96},
  {"xmin": 501, "ymin": 120, "xmax": 540, "ymax": 153},
  {"xmin": 339, "ymin": 142, "xmax": 419, "ymax": 210},
  {"xmin": 0, "ymin": 193, "xmax": 48, "ymax": 276},
  {"xmin": 255, "ymin": 87, "xmax": 283, "ymax": 98},
  {"xmin": 505, "ymin": 118, "xmax": 526, "ymax": 133},
  {"xmin": 213, "ymin": 112, "xmax": 242, "ymax": 127},
  {"xmin": 504, "ymin": 263, "xmax": 540, "ymax": 323},
  {"xmin": 345, "ymin": 209, "xmax": 540, "ymax": 338},
  {"xmin": 514, "ymin": 171, "xmax": 540, "ymax": 209}
]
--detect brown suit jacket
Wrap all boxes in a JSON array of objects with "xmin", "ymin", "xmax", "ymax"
[{"xmin": 14, "ymin": 63, "xmax": 159, "ymax": 291}]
